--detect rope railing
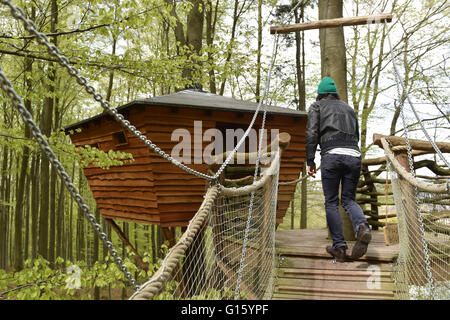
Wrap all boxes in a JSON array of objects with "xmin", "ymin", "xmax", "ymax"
[
  {"xmin": 129, "ymin": 185, "xmax": 220, "ymax": 300},
  {"xmin": 379, "ymin": 136, "xmax": 449, "ymax": 300},
  {"xmin": 381, "ymin": 138, "xmax": 449, "ymax": 194},
  {"xmin": 130, "ymin": 147, "xmax": 282, "ymax": 300}
]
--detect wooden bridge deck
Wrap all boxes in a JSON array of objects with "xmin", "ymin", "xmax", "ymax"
[{"xmin": 273, "ymin": 229, "xmax": 400, "ymax": 300}]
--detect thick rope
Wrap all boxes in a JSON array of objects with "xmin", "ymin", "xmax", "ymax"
[
  {"xmin": 381, "ymin": 138, "xmax": 449, "ymax": 194},
  {"xmin": 129, "ymin": 150, "xmax": 282, "ymax": 299},
  {"xmin": 129, "ymin": 185, "xmax": 220, "ymax": 300}
]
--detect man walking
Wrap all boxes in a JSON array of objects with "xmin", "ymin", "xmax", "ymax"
[{"xmin": 306, "ymin": 77, "xmax": 371, "ymax": 262}]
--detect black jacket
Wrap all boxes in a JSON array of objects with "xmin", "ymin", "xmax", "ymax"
[{"xmin": 305, "ymin": 96, "xmax": 360, "ymax": 166}]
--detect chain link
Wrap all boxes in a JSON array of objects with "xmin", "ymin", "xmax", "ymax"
[{"xmin": 0, "ymin": 67, "xmax": 139, "ymax": 291}]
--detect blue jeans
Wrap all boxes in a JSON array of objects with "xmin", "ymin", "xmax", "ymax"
[{"xmin": 321, "ymin": 153, "xmax": 368, "ymax": 249}]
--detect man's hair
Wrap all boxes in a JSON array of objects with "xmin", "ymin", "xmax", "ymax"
[{"xmin": 316, "ymin": 93, "xmax": 340, "ymax": 101}]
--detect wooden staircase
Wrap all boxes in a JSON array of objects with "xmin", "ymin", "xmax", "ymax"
[{"xmin": 273, "ymin": 229, "xmax": 399, "ymax": 300}]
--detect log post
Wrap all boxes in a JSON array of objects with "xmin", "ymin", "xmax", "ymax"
[
  {"xmin": 394, "ymin": 151, "xmax": 429, "ymax": 285},
  {"xmin": 270, "ymin": 13, "xmax": 392, "ymax": 34},
  {"xmin": 380, "ymin": 138, "xmax": 430, "ymax": 286}
]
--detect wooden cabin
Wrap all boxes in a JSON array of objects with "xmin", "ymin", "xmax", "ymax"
[{"xmin": 65, "ymin": 89, "xmax": 307, "ymax": 228}]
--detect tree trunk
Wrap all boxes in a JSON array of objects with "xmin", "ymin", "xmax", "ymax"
[
  {"xmin": 255, "ymin": 0, "xmax": 263, "ymax": 102},
  {"xmin": 76, "ymin": 167, "xmax": 84, "ymax": 262},
  {"xmin": 24, "ymin": 167, "xmax": 31, "ymax": 261},
  {"xmin": 0, "ymin": 143, "xmax": 9, "ymax": 269},
  {"xmin": 14, "ymin": 55, "xmax": 34, "ymax": 271},
  {"xmin": 38, "ymin": 0, "xmax": 58, "ymax": 260},
  {"xmin": 206, "ymin": 0, "xmax": 219, "ymax": 93},
  {"xmin": 184, "ymin": 0, "xmax": 205, "ymax": 84},
  {"xmin": 318, "ymin": 0, "xmax": 348, "ymax": 103},
  {"xmin": 105, "ymin": 38, "xmax": 117, "ymax": 103},
  {"xmin": 295, "ymin": 3, "xmax": 308, "ymax": 229},
  {"xmin": 68, "ymin": 163, "xmax": 75, "ymax": 262},
  {"xmin": 151, "ymin": 224, "xmax": 156, "ymax": 263},
  {"xmin": 219, "ymin": 0, "xmax": 240, "ymax": 95},
  {"xmin": 56, "ymin": 176, "xmax": 65, "ymax": 259},
  {"xmin": 319, "ymin": 0, "xmax": 354, "ymax": 239},
  {"xmin": 31, "ymin": 153, "xmax": 40, "ymax": 260}
]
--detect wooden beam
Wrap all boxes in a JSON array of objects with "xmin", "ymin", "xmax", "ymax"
[
  {"xmin": 373, "ymin": 133, "xmax": 450, "ymax": 153},
  {"xmin": 270, "ymin": 13, "xmax": 392, "ymax": 34},
  {"xmin": 105, "ymin": 218, "xmax": 149, "ymax": 272}
]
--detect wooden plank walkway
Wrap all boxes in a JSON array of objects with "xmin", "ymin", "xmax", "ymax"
[{"xmin": 273, "ymin": 229, "xmax": 399, "ymax": 300}]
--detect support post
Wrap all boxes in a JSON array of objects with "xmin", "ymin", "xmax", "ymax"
[
  {"xmin": 394, "ymin": 151, "xmax": 428, "ymax": 286},
  {"xmin": 105, "ymin": 219, "xmax": 148, "ymax": 272}
]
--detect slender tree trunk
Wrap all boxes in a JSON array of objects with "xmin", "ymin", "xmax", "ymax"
[
  {"xmin": 152, "ymin": 224, "xmax": 156, "ymax": 263},
  {"xmin": 219, "ymin": 0, "xmax": 240, "ymax": 95},
  {"xmin": 206, "ymin": 0, "xmax": 219, "ymax": 93},
  {"xmin": 68, "ymin": 163, "xmax": 75, "ymax": 262},
  {"xmin": 255, "ymin": 0, "xmax": 263, "ymax": 102},
  {"xmin": 24, "ymin": 168, "xmax": 31, "ymax": 261},
  {"xmin": 56, "ymin": 177, "xmax": 65, "ymax": 259},
  {"xmin": 93, "ymin": 207, "xmax": 100, "ymax": 299},
  {"xmin": 0, "ymin": 143, "xmax": 9, "ymax": 269},
  {"xmin": 31, "ymin": 153, "xmax": 40, "ymax": 260},
  {"xmin": 49, "ymin": 166, "xmax": 57, "ymax": 265},
  {"xmin": 38, "ymin": 0, "xmax": 58, "ymax": 260},
  {"xmin": 295, "ymin": 3, "xmax": 308, "ymax": 229},
  {"xmin": 14, "ymin": 56, "xmax": 34, "ymax": 270},
  {"xmin": 76, "ymin": 167, "xmax": 84, "ymax": 262},
  {"xmin": 105, "ymin": 38, "xmax": 117, "ymax": 103}
]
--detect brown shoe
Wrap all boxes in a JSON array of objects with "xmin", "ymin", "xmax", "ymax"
[
  {"xmin": 351, "ymin": 224, "xmax": 372, "ymax": 260},
  {"xmin": 326, "ymin": 245, "xmax": 349, "ymax": 262}
]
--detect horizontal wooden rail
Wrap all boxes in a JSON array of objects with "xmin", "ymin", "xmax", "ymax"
[
  {"xmin": 373, "ymin": 133, "xmax": 450, "ymax": 153},
  {"xmin": 270, "ymin": 13, "xmax": 392, "ymax": 34}
]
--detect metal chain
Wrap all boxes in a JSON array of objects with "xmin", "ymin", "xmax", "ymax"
[
  {"xmin": 234, "ymin": 0, "xmax": 306, "ymax": 298},
  {"xmin": 234, "ymin": 31, "xmax": 279, "ymax": 299},
  {"xmin": 385, "ymin": 26, "xmax": 449, "ymax": 169},
  {"xmin": 386, "ymin": 27, "xmax": 435, "ymax": 298},
  {"xmin": 0, "ymin": 67, "xmax": 139, "ymax": 291}
]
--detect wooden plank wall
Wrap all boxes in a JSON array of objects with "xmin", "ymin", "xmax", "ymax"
[{"xmin": 69, "ymin": 104, "xmax": 306, "ymax": 227}]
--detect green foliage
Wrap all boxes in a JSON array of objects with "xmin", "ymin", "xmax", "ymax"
[{"xmin": 0, "ymin": 254, "xmax": 159, "ymax": 300}]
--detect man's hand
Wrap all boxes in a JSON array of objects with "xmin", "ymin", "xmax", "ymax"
[{"xmin": 307, "ymin": 165, "xmax": 317, "ymax": 178}]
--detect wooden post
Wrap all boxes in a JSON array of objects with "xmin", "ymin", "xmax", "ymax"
[
  {"xmin": 394, "ymin": 151, "xmax": 428, "ymax": 286},
  {"xmin": 361, "ymin": 164, "xmax": 380, "ymax": 230},
  {"xmin": 270, "ymin": 13, "xmax": 392, "ymax": 34},
  {"xmin": 105, "ymin": 219, "xmax": 148, "ymax": 272}
]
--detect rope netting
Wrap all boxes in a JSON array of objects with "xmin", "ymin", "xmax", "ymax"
[
  {"xmin": 130, "ymin": 151, "xmax": 281, "ymax": 300},
  {"xmin": 382, "ymin": 138, "xmax": 450, "ymax": 299}
]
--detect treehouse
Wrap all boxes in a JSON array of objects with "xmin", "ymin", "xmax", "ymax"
[{"xmin": 65, "ymin": 89, "xmax": 307, "ymax": 230}]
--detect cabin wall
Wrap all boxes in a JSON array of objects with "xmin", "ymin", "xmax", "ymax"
[
  {"xmin": 69, "ymin": 108, "xmax": 159, "ymax": 224},
  {"xmin": 69, "ymin": 104, "xmax": 306, "ymax": 227}
]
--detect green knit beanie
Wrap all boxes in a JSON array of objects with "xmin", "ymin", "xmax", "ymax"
[{"xmin": 317, "ymin": 77, "xmax": 338, "ymax": 94}]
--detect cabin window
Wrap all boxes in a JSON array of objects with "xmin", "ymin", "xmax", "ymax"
[{"xmin": 112, "ymin": 131, "xmax": 128, "ymax": 146}]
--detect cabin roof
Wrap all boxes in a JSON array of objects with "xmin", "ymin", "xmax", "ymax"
[{"xmin": 65, "ymin": 89, "xmax": 307, "ymax": 131}]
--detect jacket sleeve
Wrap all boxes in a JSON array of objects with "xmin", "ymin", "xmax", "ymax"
[{"xmin": 305, "ymin": 102, "xmax": 320, "ymax": 167}]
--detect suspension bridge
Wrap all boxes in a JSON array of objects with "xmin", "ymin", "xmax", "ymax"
[{"xmin": 0, "ymin": 0, "xmax": 448, "ymax": 300}]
